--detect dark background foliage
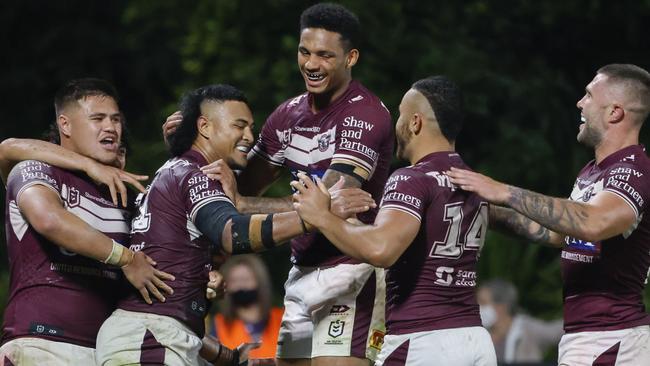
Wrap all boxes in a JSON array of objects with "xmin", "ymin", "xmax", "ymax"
[{"xmin": 2, "ymin": 0, "xmax": 650, "ymax": 360}]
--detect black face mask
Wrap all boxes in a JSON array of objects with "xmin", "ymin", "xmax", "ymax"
[{"xmin": 230, "ymin": 289, "xmax": 259, "ymax": 307}]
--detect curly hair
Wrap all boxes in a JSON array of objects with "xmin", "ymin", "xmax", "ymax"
[{"xmin": 300, "ymin": 3, "xmax": 361, "ymax": 51}]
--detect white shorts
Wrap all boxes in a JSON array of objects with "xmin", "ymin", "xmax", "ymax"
[
  {"xmin": 375, "ymin": 327, "xmax": 497, "ymax": 366},
  {"xmin": 276, "ymin": 263, "xmax": 386, "ymax": 361},
  {"xmin": 0, "ymin": 337, "xmax": 95, "ymax": 365},
  {"xmin": 96, "ymin": 309, "xmax": 208, "ymax": 366},
  {"xmin": 558, "ymin": 325, "xmax": 650, "ymax": 366}
]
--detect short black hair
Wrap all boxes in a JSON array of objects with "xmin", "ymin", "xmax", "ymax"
[
  {"xmin": 412, "ymin": 76, "xmax": 464, "ymax": 142},
  {"xmin": 597, "ymin": 63, "xmax": 650, "ymax": 122},
  {"xmin": 300, "ymin": 3, "xmax": 360, "ymax": 51},
  {"xmin": 168, "ymin": 84, "xmax": 248, "ymax": 157},
  {"xmin": 50, "ymin": 78, "xmax": 120, "ymax": 143},
  {"xmin": 54, "ymin": 78, "xmax": 119, "ymax": 117}
]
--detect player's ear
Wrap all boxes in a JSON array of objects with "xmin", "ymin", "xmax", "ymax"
[
  {"xmin": 57, "ymin": 114, "xmax": 72, "ymax": 138},
  {"xmin": 411, "ymin": 113, "xmax": 423, "ymax": 135},
  {"xmin": 608, "ymin": 104, "xmax": 625, "ymax": 124},
  {"xmin": 346, "ymin": 49, "xmax": 359, "ymax": 69},
  {"xmin": 197, "ymin": 116, "xmax": 211, "ymax": 139}
]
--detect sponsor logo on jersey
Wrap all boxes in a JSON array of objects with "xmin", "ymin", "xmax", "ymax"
[
  {"xmin": 329, "ymin": 305, "xmax": 351, "ymax": 314},
  {"xmin": 565, "ymin": 237, "xmax": 601, "ymax": 254},
  {"xmin": 368, "ymin": 329, "xmax": 385, "ymax": 350}
]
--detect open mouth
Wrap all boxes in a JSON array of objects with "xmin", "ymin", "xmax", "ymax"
[
  {"xmin": 100, "ymin": 136, "xmax": 118, "ymax": 151},
  {"xmin": 304, "ymin": 71, "xmax": 326, "ymax": 87}
]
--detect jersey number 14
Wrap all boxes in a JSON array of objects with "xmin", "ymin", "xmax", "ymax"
[{"xmin": 430, "ymin": 202, "xmax": 488, "ymax": 259}]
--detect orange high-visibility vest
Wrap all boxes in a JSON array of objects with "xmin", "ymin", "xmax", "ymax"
[{"xmin": 213, "ymin": 307, "xmax": 283, "ymax": 359}]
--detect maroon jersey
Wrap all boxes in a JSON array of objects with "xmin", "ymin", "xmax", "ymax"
[
  {"xmin": 2, "ymin": 160, "xmax": 131, "ymax": 348},
  {"xmin": 252, "ymin": 80, "xmax": 394, "ymax": 266},
  {"xmin": 561, "ymin": 145, "xmax": 650, "ymax": 333},
  {"xmin": 119, "ymin": 150, "xmax": 231, "ymax": 337},
  {"xmin": 378, "ymin": 152, "xmax": 487, "ymax": 335}
]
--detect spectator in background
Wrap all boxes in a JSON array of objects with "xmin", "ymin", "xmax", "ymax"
[
  {"xmin": 208, "ymin": 255, "xmax": 283, "ymax": 359},
  {"xmin": 478, "ymin": 279, "xmax": 563, "ymax": 364}
]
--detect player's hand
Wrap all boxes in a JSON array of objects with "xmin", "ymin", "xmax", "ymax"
[
  {"xmin": 84, "ymin": 160, "xmax": 148, "ymax": 207},
  {"xmin": 201, "ymin": 160, "xmax": 240, "ymax": 205},
  {"xmin": 446, "ymin": 167, "xmax": 510, "ymax": 205},
  {"xmin": 236, "ymin": 342, "xmax": 262, "ymax": 365},
  {"xmin": 291, "ymin": 172, "xmax": 331, "ymax": 227},
  {"xmin": 162, "ymin": 111, "xmax": 182, "ymax": 144},
  {"xmin": 206, "ymin": 270, "xmax": 225, "ymax": 300},
  {"xmin": 122, "ymin": 251, "xmax": 175, "ymax": 305},
  {"xmin": 329, "ymin": 177, "xmax": 376, "ymax": 219}
]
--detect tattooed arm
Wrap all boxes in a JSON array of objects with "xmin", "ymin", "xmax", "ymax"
[
  {"xmin": 448, "ymin": 168, "xmax": 637, "ymax": 242},
  {"xmin": 489, "ymin": 205, "xmax": 564, "ymax": 247}
]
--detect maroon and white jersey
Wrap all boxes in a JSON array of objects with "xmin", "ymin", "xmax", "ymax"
[
  {"xmin": 561, "ymin": 145, "xmax": 650, "ymax": 333},
  {"xmin": 2, "ymin": 160, "xmax": 131, "ymax": 348},
  {"xmin": 378, "ymin": 152, "xmax": 487, "ymax": 335},
  {"xmin": 118, "ymin": 150, "xmax": 231, "ymax": 337},
  {"xmin": 252, "ymin": 80, "xmax": 393, "ymax": 266}
]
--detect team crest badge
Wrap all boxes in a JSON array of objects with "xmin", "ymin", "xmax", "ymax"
[
  {"xmin": 318, "ymin": 134, "xmax": 330, "ymax": 152},
  {"xmin": 328, "ymin": 320, "xmax": 345, "ymax": 338}
]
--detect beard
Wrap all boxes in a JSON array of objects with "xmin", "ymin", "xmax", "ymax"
[
  {"xmin": 396, "ymin": 126, "xmax": 412, "ymax": 160},
  {"xmin": 577, "ymin": 122, "xmax": 603, "ymax": 148}
]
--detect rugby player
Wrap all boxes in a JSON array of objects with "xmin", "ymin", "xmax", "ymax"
[
  {"xmin": 291, "ymin": 76, "xmax": 496, "ymax": 366},
  {"xmin": 0, "ymin": 78, "xmax": 174, "ymax": 365},
  {"xmin": 96, "ymin": 84, "xmax": 313, "ymax": 365},
  {"xmin": 292, "ymin": 76, "xmax": 498, "ymax": 365},
  {"xmin": 447, "ymin": 63, "xmax": 650, "ymax": 364}
]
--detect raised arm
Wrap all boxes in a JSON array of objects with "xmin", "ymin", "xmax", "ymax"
[
  {"xmin": 0, "ymin": 138, "xmax": 147, "ymax": 206},
  {"xmin": 448, "ymin": 167, "xmax": 636, "ymax": 242}
]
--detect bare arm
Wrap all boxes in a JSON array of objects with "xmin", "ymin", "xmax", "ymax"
[
  {"xmin": 489, "ymin": 205, "xmax": 564, "ymax": 247},
  {"xmin": 448, "ymin": 167, "xmax": 637, "ymax": 242},
  {"xmin": 238, "ymin": 153, "xmax": 284, "ymax": 196},
  {"xmin": 205, "ymin": 158, "xmax": 368, "ymax": 214},
  {"xmin": 18, "ymin": 185, "xmax": 174, "ymax": 304},
  {"xmin": 0, "ymin": 138, "xmax": 147, "ymax": 205},
  {"xmin": 291, "ymin": 173, "xmax": 420, "ymax": 268}
]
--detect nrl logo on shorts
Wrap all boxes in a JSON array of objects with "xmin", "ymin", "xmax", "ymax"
[{"xmin": 328, "ymin": 320, "xmax": 345, "ymax": 338}]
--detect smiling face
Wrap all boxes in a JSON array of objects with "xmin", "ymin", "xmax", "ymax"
[
  {"xmin": 201, "ymin": 100, "xmax": 254, "ymax": 170},
  {"xmin": 576, "ymin": 73, "xmax": 610, "ymax": 148},
  {"xmin": 298, "ymin": 28, "xmax": 357, "ymax": 99},
  {"xmin": 58, "ymin": 95, "xmax": 123, "ymax": 165}
]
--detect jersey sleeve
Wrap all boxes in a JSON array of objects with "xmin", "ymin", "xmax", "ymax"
[
  {"xmin": 602, "ymin": 163, "xmax": 650, "ymax": 218},
  {"xmin": 250, "ymin": 103, "xmax": 292, "ymax": 167},
  {"xmin": 7, "ymin": 160, "xmax": 62, "ymax": 203},
  {"xmin": 379, "ymin": 168, "xmax": 429, "ymax": 222},
  {"xmin": 182, "ymin": 169, "xmax": 235, "ymax": 223},
  {"xmin": 331, "ymin": 104, "xmax": 392, "ymax": 181}
]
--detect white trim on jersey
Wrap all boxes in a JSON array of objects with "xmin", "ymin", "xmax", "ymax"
[
  {"xmin": 9, "ymin": 200, "xmax": 29, "ymax": 240},
  {"xmin": 15, "ymin": 180, "xmax": 61, "ymax": 206},
  {"xmin": 251, "ymin": 144, "xmax": 285, "ymax": 166},
  {"xmin": 283, "ymin": 129, "xmax": 337, "ymax": 167},
  {"xmin": 380, "ymin": 205, "xmax": 422, "ymax": 222},
  {"xmin": 602, "ymin": 188, "xmax": 640, "ymax": 218},
  {"xmin": 189, "ymin": 195, "xmax": 234, "ymax": 223}
]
